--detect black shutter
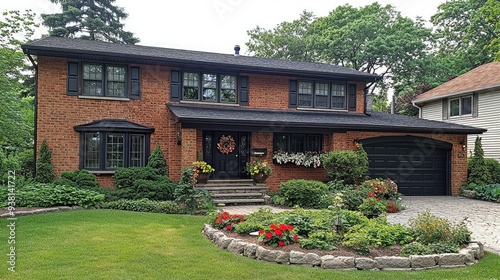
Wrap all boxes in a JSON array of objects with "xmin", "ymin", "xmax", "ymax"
[
  {"xmin": 130, "ymin": 66, "xmax": 140, "ymax": 99},
  {"xmin": 348, "ymin": 84, "xmax": 357, "ymax": 111},
  {"xmin": 67, "ymin": 61, "xmax": 79, "ymax": 96},
  {"xmin": 472, "ymin": 92, "xmax": 479, "ymax": 117},
  {"xmin": 170, "ymin": 70, "xmax": 181, "ymax": 101},
  {"xmin": 442, "ymin": 99, "xmax": 449, "ymax": 120},
  {"xmin": 289, "ymin": 80, "xmax": 298, "ymax": 108},
  {"xmin": 239, "ymin": 76, "xmax": 249, "ymax": 106}
]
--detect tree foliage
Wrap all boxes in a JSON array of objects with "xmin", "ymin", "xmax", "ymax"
[
  {"xmin": 42, "ymin": 0, "xmax": 139, "ymax": 44},
  {"xmin": 480, "ymin": 0, "xmax": 500, "ymax": 60},
  {"xmin": 467, "ymin": 137, "xmax": 493, "ymax": 185},
  {"xmin": 0, "ymin": 10, "xmax": 36, "ymax": 152}
]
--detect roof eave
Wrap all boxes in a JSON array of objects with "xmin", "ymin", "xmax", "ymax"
[{"xmin": 414, "ymin": 84, "xmax": 500, "ymax": 105}]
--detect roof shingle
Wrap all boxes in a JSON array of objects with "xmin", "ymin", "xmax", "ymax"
[{"xmin": 414, "ymin": 62, "xmax": 500, "ymax": 103}]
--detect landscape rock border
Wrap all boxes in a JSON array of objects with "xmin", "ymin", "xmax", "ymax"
[
  {"xmin": 203, "ymin": 224, "xmax": 484, "ymax": 270},
  {"xmin": 0, "ymin": 206, "xmax": 84, "ymax": 218}
]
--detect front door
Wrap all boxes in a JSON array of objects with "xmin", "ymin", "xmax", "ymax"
[{"xmin": 204, "ymin": 131, "xmax": 250, "ymax": 180}]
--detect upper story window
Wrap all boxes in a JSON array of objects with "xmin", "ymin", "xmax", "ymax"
[
  {"xmin": 297, "ymin": 81, "xmax": 346, "ymax": 110},
  {"xmin": 182, "ymin": 72, "xmax": 237, "ymax": 104},
  {"xmin": 67, "ymin": 61, "xmax": 140, "ymax": 99},
  {"xmin": 449, "ymin": 95, "xmax": 472, "ymax": 117}
]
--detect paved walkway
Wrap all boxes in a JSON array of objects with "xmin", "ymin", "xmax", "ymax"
[{"xmin": 222, "ymin": 196, "xmax": 500, "ymax": 254}]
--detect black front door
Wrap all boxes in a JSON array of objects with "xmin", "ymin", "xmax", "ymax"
[{"xmin": 204, "ymin": 131, "xmax": 250, "ymax": 180}]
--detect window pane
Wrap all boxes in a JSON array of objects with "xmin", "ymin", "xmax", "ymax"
[
  {"xmin": 220, "ymin": 89, "xmax": 236, "ymax": 103},
  {"xmin": 83, "ymin": 64, "xmax": 103, "ymax": 80},
  {"xmin": 84, "ymin": 133, "xmax": 100, "ymax": 168},
  {"xmin": 183, "ymin": 87, "xmax": 199, "ymax": 100},
  {"xmin": 298, "ymin": 82, "xmax": 313, "ymax": 107},
  {"xmin": 240, "ymin": 135, "xmax": 248, "ymax": 156},
  {"xmin": 315, "ymin": 82, "xmax": 329, "ymax": 108},
  {"xmin": 107, "ymin": 66, "xmax": 125, "ymax": 82},
  {"xmin": 183, "ymin": 72, "xmax": 200, "ymax": 100},
  {"xmin": 461, "ymin": 97, "xmax": 472, "ymax": 115},
  {"xmin": 221, "ymin": 75, "xmax": 236, "ymax": 89},
  {"xmin": 331, "ymin": 84, "xmax": 346, "ymax": 109},
  {"xmin": 274, "ymin": 134, "xmax": 289, "ymax": 152},
  {"xmin": 290, "ymin": 134, "xmax": 306, "ymax": 153},
  {"xmin": 83, "ymin": 81, "xmax": 103, "ymax": 96},
  {"xmin": 107, "ymin": 81, "xmax": 126, "ymax": 97},
  {"xmin": 202, "ymin": 74, "xmax": 217, "ymax": 101},
  {"xmin": 183, "ymin": 72, "xmax": 199, "ymax": 87},
  {"xmin": 129, "ymin": 134, "xmax": 145, "ymax": 167},
  {"xmin": 307, "ymin": 135, "xmax": 321, "ymax": 152},
  {"xmin": 450, "ymin": 99, "xmax": 460, "ymax": 116},
  {"xmin": 204, "ymin": 134, "xmax": 212, "ymax": 157},
  {"xmin": 106, "ymin": 134, "xmax": 124, "ymax": 168}
]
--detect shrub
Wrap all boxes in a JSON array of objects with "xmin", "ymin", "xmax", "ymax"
[
  {"xmin": 484, "ymin": 158, "xmax": 500, "ymax": 183},
  {"xmin": 400, "ymin": 242, "xmax": 433, "ymax": 256},
  {"xmin": 180, "ymin": 167, "xmax": 196, "ymax": 186},
  {"xmin": 113, "ymin": 167, "xmax": 163, "ymax": 189},
  {"xmin": 322, "ymin": 146, "xmax": 368, "ymax": 185},
  {"xmin": 326, "ymin": 179, "xmax": 352, "ymax": 193},
  {"xmin": 299, "ymin": 230, "xmax": 340, "ymax": 250},
  {"xmin": 34, "ymin": 140, "xmax": 55, "ymax": 183},
  {"xmin": 467, "ymin": 137, "xmax": 493, "ymax": 185},
  {"xmin": 257, "ymin": 223, "xmax": 299, "ymax": 247},
  {"xmin": 112, "ymin": 167, "xmax": 174, "ymax": 201},
  {"xmin": 339, "ymin": 186, "xmax": 371, "ymax": 211},
  {"xmin": 12, "ymin": 183, "xmax": 104, "ymax": 208},
  {"xmin": 474, "ymin": 184, "xmax": 500, "ymax": 201},
  {"xmin": 173, "ymin": 183, "xmax": 214, "ymax": 214},
  {"xmin": 147, "ymin": 145, "xmax": 169, "ymax": 176},
  {"xmin": 17, "ymin": 148, "xmax": 34, "ymax": 179},
  {"xmin": 360, "ymin": 178, "xmax": 399, "ymax": 200},
  {"xmin": 279, "ymin": 179, "xmax": 328, "ymax": 208},
  {"xmin": 267, "ymin": 192, "xmax": 287, "ymax": 206},
  {"xmin": 101, "ymin": 198, "xmax": 180, "ymax": 214},
  {"xmin": 408, "ymin": 211, "xmax": 471, "ymax": 247},
  {"xmin": 56, "ymin": 169, "xmax": 100, "ymax": 189},
  {"xmin": 358, "ymin": 197, "xmax": 387, "ymax": 217}
]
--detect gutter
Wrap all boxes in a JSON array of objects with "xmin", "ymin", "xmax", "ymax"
[
  {"xmin": 413, "ymin": 83, "xmax": 500, "ymax": 105},
  {"xmin": 412, "ymin": 101, "xmax": 422, "ymax": 118},
  {"xmin": 26, "ymin": 52, "xmax": 38, "ymax": 179}
]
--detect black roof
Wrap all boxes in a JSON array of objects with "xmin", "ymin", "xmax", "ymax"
[
  {"xmin": 168, "ymin": 104, "xmax": 486, "ymax": 134},
  {"xmin": 22, "ymin": 36, "xmax": 380, "ymax": 81},
  {"xmin": 74, "ymin": 119, "xmax": 155, "ymax": 133}
]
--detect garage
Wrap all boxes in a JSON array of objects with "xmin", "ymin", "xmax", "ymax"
[{"xmin": 361, "ymin": 136, "xmax": 452, "ymax": 196}]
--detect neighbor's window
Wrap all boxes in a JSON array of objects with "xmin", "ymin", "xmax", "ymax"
[
  {"xmin": 273, "ymin": 133, "xmax": 323, "ymax": 153},
  {"xmin": 182, "ymin": 72, "xmax": 237, "ymax": 103},
  {"xmin": 82, "ymin": 132, "xmax": 147, "ymax": 170},
  {"xmin": 449, "ymin": 96, "xmax": 472, "ymax": 117},
  {"xmin": 298, "ymin": 81, "xmax": 346, "ymax": 110},
  {"xmin": 82, "ymin": 63, "xmax": 126, "ymax": 97}
]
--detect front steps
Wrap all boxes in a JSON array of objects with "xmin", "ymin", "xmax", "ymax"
[{"xmin": 195, "ymin": 179, "xmax": 267, "ymax": 205}]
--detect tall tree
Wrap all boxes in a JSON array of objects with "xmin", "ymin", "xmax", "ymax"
[
  {"xmin": 0, "ymin": 10, "xmax": 37, "ymax": 152},
  {"xmin": 246, "ymin": 3, "xmax": 432, "ymax": 99},
  {"xmin": 42, "ymin": 0, "xmax": 139, "ymax": 44},
  {"xmin": 431, "ymin": 0, "xmax": 496, "ymax": 73},
  {"xmin": 480, "ymin": 0, "xmax": 500, "ymax": 60}
]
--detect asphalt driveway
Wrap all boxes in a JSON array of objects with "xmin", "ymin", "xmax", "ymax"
[{"xmin": 387, "ymin": 196, "xmax": 500, "ymax": 254}]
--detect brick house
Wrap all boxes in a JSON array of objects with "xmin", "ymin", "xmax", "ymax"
[{"xmin": 22, "ymin": 37, "xmax": 485, "ymax": 196}]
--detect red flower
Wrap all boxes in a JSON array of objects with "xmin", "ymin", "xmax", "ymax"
[
  {"xmin": 258, "ymin": 229, "xmax": 265, "ymax": 235},
  {"xmin": 279, "ymin": 224, "xmax": 288, "ymax": 231},
  {"xmin": 376, "ymin": 197, "xmax": 381, "ymax": 201},
  {"xmin": 293, "ymin": 235, "xmax": 299, "ymax": 242},
  {"xmin": 265, "ymin": 232, "xmax": 273, "ymax": 239},
  {"xmin": 368, "ymin": 193, "xmax": 375, "ymax": 198},
  {"xmin": 287, "ymin": 224, "xmax": 294, "ymax": 231},
  {"xmin": 226, "ymin": 225, "xmax": 232, "ymax": 231},
  {"xmin": 274, "ymin": 229, "xmax": 283, "ymax": 236},
  {"xmin": 215, "ymin": 219, "xmax": 222, "ymax": 224},
  {"xmin": 278, "ymin": 241, "xmax": 285, "ymax": 247},
  {"xmin": 270, "ymin": 224, "xmax": 278, "ymax": 230}
]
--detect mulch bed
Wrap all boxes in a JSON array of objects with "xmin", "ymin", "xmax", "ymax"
[{"xmin": 223, "ymin": 231, "xmax": 403, "ymax": 258}]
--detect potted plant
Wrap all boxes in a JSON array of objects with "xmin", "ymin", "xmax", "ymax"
[
  {"xmin": 246, "ymin": 159, "xmax": 272, "ymax": 183},
  {"xmin": 191, "ymin": 161, "xmax": 215, "ymax": 184}
]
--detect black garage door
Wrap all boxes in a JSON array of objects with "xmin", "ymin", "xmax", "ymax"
[{"xmin": 361, "ymin": 136, "xmax": 451, "ymax": 196}]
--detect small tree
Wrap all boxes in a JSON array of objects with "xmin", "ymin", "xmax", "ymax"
[
  {"xmin": 146, "ymin": 145, "xmax": 168, "ymax": 176},
  {"xmin": 34, "ymin": 139, "xmax": 55, "ymax": 183},
  {"xmin": 323, "ymin": 146, "xmax": 369, "ymax": 185},
  {"xmin": 467, "ymin": 136, "xmax": 492, "ymax": 185}
]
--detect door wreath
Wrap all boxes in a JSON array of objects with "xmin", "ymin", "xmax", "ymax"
[{"xmin": 217, "ymin": 135, "xmax": 236, "ymax": 154}]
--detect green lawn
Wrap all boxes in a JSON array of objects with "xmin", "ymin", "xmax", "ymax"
[{"xmin": 1, "ymin": 210, "xmax": 499, "ymax": 280}]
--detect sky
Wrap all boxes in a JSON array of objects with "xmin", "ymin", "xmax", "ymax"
[{"xmin": 2, "ymin": 0, "xmax": 446, "ymax": 55}]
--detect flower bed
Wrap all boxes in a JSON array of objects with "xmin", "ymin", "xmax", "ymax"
[{"xmin": 203, "ymin": 224, "xmax": 484, "ymax": 270}]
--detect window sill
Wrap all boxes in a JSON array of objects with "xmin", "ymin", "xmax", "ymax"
[
  {"xmin": 78, "ymin": 95, "xmax": 130, "ymax": 102},
  {"xmin": 180, "ymin": 100, "xmax": 240, "ymax": 107},
  {"xmin": 297, "ymin": 107, "xmax": 348, "ymax": 113},
  {"xmin": 88, "ymin": 170, "xmax": 116, "ymax": 175},
  {"xmin": 449, "ymin": 114, "xmax": 473, "ymax": 118}
]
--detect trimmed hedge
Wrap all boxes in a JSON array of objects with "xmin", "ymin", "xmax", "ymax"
[
  {"xmin": 279, "ymin": 180, "xmax": 328, "ymax": 208},
  {"xmin": 101, "ymin": 198, "xmax": 181, "ymax": 214}
]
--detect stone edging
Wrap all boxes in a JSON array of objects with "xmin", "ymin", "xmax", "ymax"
[
  {"xmin": 0, "ymin": 206, "xmax": 84, "ymax": 218},
  {"xmin": 202, "ymin": 224, "xmax": 485, "ymax": 270}
]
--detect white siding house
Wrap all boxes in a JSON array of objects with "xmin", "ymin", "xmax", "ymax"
[{"xmin": 414, "ymin": 62, "xmax": 500, "ymax": 160}]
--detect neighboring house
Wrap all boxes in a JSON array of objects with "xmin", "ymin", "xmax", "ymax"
[
  {"xmin": 22, "ymin": 37, "xmax": 485, "ymax": 196},
  {"xmin": 413, "ymin": 62, "xmax": 500, "ymax": 160}
]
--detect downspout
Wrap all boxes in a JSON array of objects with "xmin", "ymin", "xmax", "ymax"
[
  {"xmin": 412, "ymin": 101, "xmax": 422, "ymax": 118},
  {"xmin": 26, "ymin": 52, "xmax": 38, "ymax": 179},
  {"xmin": 364, "ymin": 86, "xmax": 373, "ymax": 116}
]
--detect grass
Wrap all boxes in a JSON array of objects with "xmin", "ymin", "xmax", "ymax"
[{"xmin": 0, "ymin": 210, "xmax": 499, "ymax": 280}]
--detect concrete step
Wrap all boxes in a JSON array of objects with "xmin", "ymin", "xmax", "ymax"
[
  {"xmin": 213, "ymin": 198, "xmax": 266, "ymax": 205},
  {"xmin": 197, "ymin": 186, "xmax": 267, "ymax": 192},
  {"xmin": 212, "ymin": 192, "xmax": 263, "ymax": 198},
  {"xmin": 206, "ymin": 179, "xmax": 253, "ymax": 184},
  {"xmin": 196, "ymin": 182, "xmax": 259, "ymax": 188}
]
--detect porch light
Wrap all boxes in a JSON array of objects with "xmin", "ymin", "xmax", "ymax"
[{"xmin": 460, "ymin": 139, "xmax": 466, "ymax": 151}]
